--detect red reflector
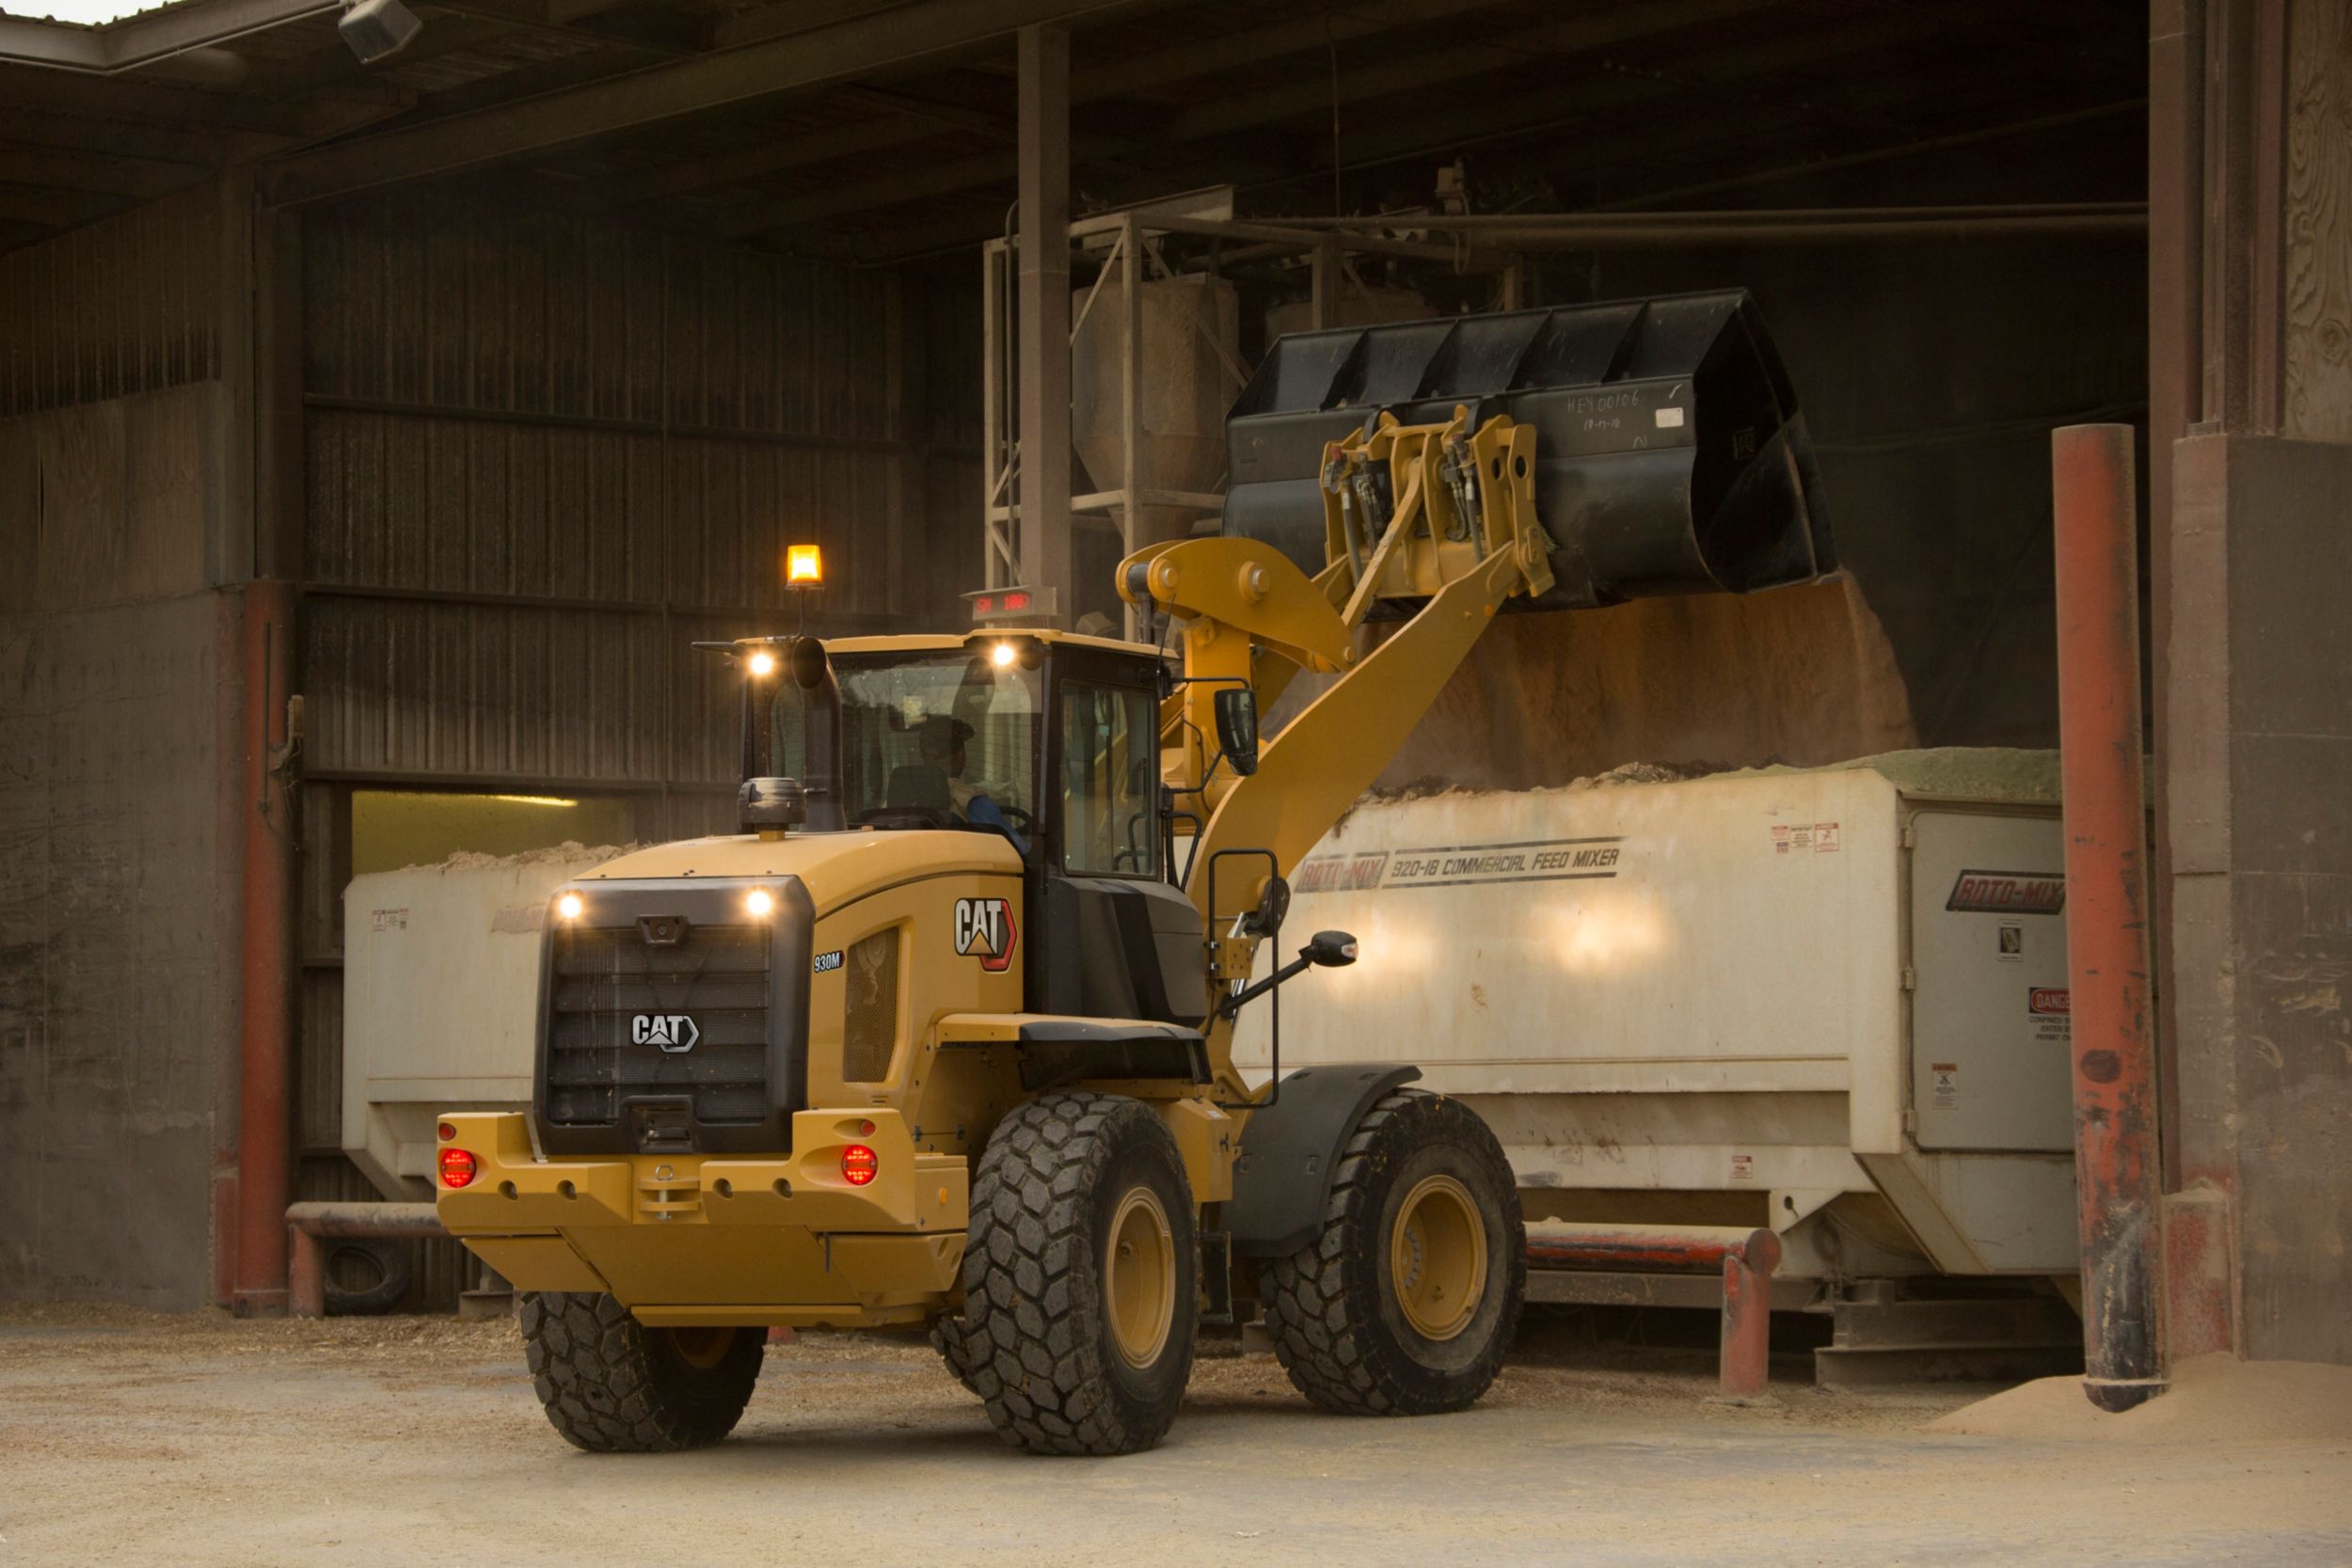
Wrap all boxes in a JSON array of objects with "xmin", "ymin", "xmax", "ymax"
[
  {"xmin": 1004, "ymin": 591, "xmax": 1031, "ymax": 611},
  {"xmin": 438, "ymin": 1148, "xmax": 477, "ymax": 1189},
  {"xmin": 437, "ymin": 1121, "xmax": 456, "ymax": 1141},
  {"xmin": 840, "ymin": 1145, "xmax": 878, "ymax": 1186},
  {"xmin": 858, "ymin": 1119, "xmax": 876, "ymax": 1137}
]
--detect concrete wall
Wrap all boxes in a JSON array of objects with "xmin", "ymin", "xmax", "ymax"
[
  {"xmin": 0, "ymin": 384, "xmax": 241, "ymax": 1307},
  {"xmin": 2167, "ymin": 434, "xmax": 2352, "ymax": 1365}
]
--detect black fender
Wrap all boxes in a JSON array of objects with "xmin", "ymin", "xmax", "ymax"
[{"xmin": 1224, "ymin": 1064, "xmax": 1422, "ymax": 1259}]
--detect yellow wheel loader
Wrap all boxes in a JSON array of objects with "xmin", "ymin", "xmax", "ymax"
[{"xmin": 434, "ymin": 291, "xmax": 1834, "ymax": 1456}]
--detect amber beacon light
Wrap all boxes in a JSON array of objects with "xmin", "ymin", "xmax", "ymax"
[{"xmin": 786, "ymin": 545, "xmax": 823, "ymax": 587}]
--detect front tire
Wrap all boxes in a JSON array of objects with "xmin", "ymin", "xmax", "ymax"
[
  {"xmin": 519, "ymin": 1291, "xmax": 763, "ymax": 1452},
  {"xmin": 1263, "ymin": 1089, "xmax": 1525, "ymax": 1416},
  {"xmin": 955, "ymin": 1092, "xmax": 1198, "ymax": 1455}
]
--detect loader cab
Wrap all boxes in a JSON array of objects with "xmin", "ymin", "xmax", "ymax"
[{"xmin": 743, "ymin": 631, "xmax": 1209, "ymax": 1028}]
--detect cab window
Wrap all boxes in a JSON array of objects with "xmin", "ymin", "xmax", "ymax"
[{"xmin": 1060, "ymin": 681, "xmax": 1157, "ymax": 878}]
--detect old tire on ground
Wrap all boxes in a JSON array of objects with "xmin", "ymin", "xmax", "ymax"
[
  {"xmin": 955, "ymin": 1091, "xmax": 1198, "ymax": 1455},
  {"xmin": 519, "ymin": 1291, "xmax": 763, "ymax": 1452},
  {"xmin": 321, "ymin": 1237, "xmax": 411, "ymax": 1316},
  {"xmin": 1263, "ymin": 1088, "xmax": 1525, "ymax": 1416}
]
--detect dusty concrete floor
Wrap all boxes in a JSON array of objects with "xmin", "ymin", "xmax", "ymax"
[{"xmin": 1, "ymin": 1307, "xmax": 2346, "ymax": 1567}]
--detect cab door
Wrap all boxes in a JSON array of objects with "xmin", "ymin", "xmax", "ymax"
[{"xmin": 1026, "ymin": 645, "xmax": 1206, "ymax": 1026}]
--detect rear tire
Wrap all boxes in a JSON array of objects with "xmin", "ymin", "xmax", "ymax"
[
  {"xmin": 519, "ymin": 1291, "xmax": 763, "ymax": 1452},
  {"xmin": 954, "ymin": 1091, "xmax": 1198, "ymax": 1455},
  {"xmin": 1263, "ymin": 1089, "xmax": 1525, "ymax": 1416}
]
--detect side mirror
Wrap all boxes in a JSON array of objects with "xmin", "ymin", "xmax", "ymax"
[
  {"xmin": 1303, "ymin": 929, "xmax": 1358, "ymax": 968},
  {"xmin": 1214, "ymin": 687, "xmax": 1261, "ymax": 777}
]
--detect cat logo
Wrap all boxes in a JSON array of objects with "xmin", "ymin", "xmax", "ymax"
[
  {"xmin": 631, "ymin": 1014, "xmax": 700, "ymax": 1053},
  {"xmin": 954, "ymin": 896, "xmax": 1018, "ymax": 973}
]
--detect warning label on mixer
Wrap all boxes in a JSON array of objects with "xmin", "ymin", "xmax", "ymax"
[
  {"xmin": 2029, "ymin": 987, "xmax": 2072, "ymax": 1044},
  {"xmin": 1295, "ymin": 836, "xmax": 1625, "ymax": 892}
]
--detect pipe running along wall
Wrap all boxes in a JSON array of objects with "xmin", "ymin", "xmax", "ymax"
[{"xmin": 2050, "ymin": 423, "xmax": 2166, "ymax": 1412}]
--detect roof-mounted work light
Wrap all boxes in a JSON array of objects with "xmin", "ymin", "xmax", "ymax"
[{"xmin": 338, "ymin": 0, "xmax": 421, "ymax": 62}]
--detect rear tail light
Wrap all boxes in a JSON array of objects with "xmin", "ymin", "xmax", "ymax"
[
  {"xmin": 840, "ymin": 1145, "xmax": 878, "ymax": 1186},
  {"xmin": 438, "ymin": 1148, "xmax": 477, "ymax": 1189}
]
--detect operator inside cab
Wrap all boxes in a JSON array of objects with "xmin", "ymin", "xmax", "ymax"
[
  {"xmin": 766, "ymin": 643, "xmax": 1041, "ymax": 849},
  {"xmin": 914, "ymin": 714, "xmax": 1025, "ymax": 853}
]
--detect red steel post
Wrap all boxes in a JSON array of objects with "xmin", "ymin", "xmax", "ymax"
[
  {"xmin": 1718, "ymin": 1229, "xmax": 1780, "ymax": 1398},
  {"xmin": 288, "ymin": 1226, "xmax": 326, "ymax": 1319},
  {"xmin": 2051, "ymin": 423, "xmax": 2168, "ymax": 1412},
  {"xmin": 232, "ymin": 580, "xmax": 298, "ymax": 1317}
]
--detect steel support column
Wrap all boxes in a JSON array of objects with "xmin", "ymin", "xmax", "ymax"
[{"xmin": 1013, "ymin": 22, "xmax": 1072, "ymax": 619}]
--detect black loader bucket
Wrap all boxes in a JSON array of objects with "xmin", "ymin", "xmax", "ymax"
[{"xmin": 1220, "ymin": 290, "xmax": 1832, "ymax": 609}]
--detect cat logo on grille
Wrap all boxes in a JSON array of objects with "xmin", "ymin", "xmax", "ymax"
[
  {"xmin": 954, "ymin": 897, "xmax": 1018, "ymax": 973},
  {"xmin": 631, "ymin": 1013, "xmax": 700, "ymax": 1053}
]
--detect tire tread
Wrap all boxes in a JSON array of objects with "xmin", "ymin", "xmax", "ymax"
[{"xmin": 519, "ymin": 1291, "xmax": 760, "ymax": 1452}]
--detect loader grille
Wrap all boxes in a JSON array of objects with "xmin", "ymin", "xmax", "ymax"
[
  {"xmin": 530, "ymin": 878, "xmax": 812, "ymax": 1156},
  {"xmin": 545, "ymin": 921, "xmax": 772, "ymax": 1129}
]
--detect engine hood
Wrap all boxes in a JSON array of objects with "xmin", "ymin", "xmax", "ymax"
[{"xmin": 576, "ymin": 829, "xmax": 1024, "ymax": 913}]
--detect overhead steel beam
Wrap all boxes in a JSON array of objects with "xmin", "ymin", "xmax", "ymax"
[
  {"xmin": 259, "ymin": 0, "xmax": 1133, "ymax": 207},
  {"xmin": 713, "ymin": 0, "xmax": 916, "ymax": 53},
  {"xmin": 0, "ymin": 61, "xmax": 352, "ymax": 136},
  {"xmin": 0, "ymin": 180, "xmax": 127, "ymax": 229},
  {"xmin": 730, "ymin": 0, "xmax": 1791, "ymax": 237},
  {"xmin": 0, "ymin": 0, "xmax": 333, "ymax": 73},
  {"xmin": 0, "ymin": 103, "xmax": 278, "ymax": 164},
  {"xmin": 236, "ymin": 11, "xmax": 514, "ymax": 101},
  {"xmin": 1233, "ymin": 1, "xmax": 1978, "ymax": 211},
  {"xmin": 713, "ymin": 125, "xmax": 1146, "ymax": 234},
  {"xmin": 612, "ymin": 113, "xmax": 948, "ymax": 206},
  {"xmin": 606, "ymin": 84, "xmax": 1014, "ymax": 208},
  {"xmin": 612, "ymin": 0, "xmax": 1508, "ymax": 214},
  {"xmin": 0, "ymin": 139, "xmax": 213, "ymax": 198},
  {"xmin": 841, "ymin": 2, "xmax": 2023, "ymax": 259},
  {"xmin": 1158, "ymin": 0, "xmax": 1781, "ymax": 146},
  {"xmin": 1075, "ymin": 0, "xmax": 1518, "ymax": 101}
]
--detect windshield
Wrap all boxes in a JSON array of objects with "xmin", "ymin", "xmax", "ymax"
[{"xmin": 768, "ymin": 651, "xmax": 1040, "ymax": 832}]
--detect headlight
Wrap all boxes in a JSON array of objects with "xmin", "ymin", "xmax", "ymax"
[
  {"xmin": 745, "ymin": 888, "xmax": 775, "ymax": 918},
  {"xmin": 556, "ymin": 892, "xmax": 583, "ymax": 920},
  {"xmin": 746, "ymin": 649, "xmax": 777, "ymax": 677}
]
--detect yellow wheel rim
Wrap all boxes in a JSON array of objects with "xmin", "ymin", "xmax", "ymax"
[
  {"xmin": 1105, "ymin": 1185, "xmax": 1176, "ymax": 1370},
  {"xmin": 1391, "ymin": 1174, "xmax": 1487, "ymax": 1342},
  {"xmin": 666, "ymin": 1326, "xmax": 737, "ymax": 1370}
]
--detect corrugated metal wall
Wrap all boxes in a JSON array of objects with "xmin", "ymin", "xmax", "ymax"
[
  {"xmin": 289, "ymin": 194, "xmax": 972, "ymax": 1305},
  {"xmin": 0, "ymin": 185, "xmax": 222, "ymax": 419},
  {"xmin": 299, "ymin": 194, "xmax": 925, "ymax": 798}
]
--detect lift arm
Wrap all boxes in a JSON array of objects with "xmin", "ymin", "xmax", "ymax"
[{"xmin": 1121, "ymin": 405, "xmax": 1556, "ymax": 1015}]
